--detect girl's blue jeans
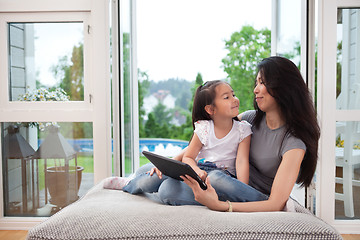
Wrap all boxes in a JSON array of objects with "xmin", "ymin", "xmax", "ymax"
[{"xmin": 122, "ymin": 162, "xmax": 268, "ymax": 206}]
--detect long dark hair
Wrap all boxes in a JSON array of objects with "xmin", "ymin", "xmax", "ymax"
[
  {"xmin": 192, "ymin": 80, "xmax": 226, "ymax": 129},
  {"xmin": 253, "ymin": 56, "xmax": 320, "ymax": 188}
]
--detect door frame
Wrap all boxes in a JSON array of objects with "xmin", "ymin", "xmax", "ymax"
[{"xmin": 317, "ymin": 0, "xmax": 360, "ymax": 233}]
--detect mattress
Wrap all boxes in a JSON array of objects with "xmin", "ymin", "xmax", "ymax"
[{"xmin": 27, "ymin": 180, "xmax": 342, "ymax": 240}]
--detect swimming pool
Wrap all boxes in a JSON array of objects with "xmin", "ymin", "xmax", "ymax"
[{"xmin": 39, "ymin": 138, "xmax": 188, "ymax": 157}]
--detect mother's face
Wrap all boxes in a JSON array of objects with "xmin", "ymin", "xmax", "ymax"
[{"xmin": 253, "ymin": 72, "xmax": 278, "ymax": 113}]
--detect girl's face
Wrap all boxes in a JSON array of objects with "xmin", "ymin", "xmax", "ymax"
[
  {"xmin": 211, "ymin": 83, "xmax": 239, "ymax": 119},
  {"xmin": 254, "ymin": 72, "xmax": 278, "ymax": 112}
]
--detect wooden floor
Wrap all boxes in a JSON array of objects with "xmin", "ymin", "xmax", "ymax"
[
  {"xmin": 0, "ymin": 230, "xmax": 359, "ymax": 240},
  {"xmin": 342, "ymin": 235, "xmax": 360, "ymax": 240},
  {"xmin": 0, "ymin": 230, "xmax": 28, "ymax": 240}
]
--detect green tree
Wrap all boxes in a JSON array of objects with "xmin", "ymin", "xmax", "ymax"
[
  {"xmin": 188, "ymin": 72, "xmax": 203, "ymax": 112},
  {"xmin": 222, "ymin": 25, "xmax": 271, "ymax": 113},
  {"xmin": 144, "ymin": 113, "xmax": 159, "ymax": 137},
  {"xmin": 159, "ymin": 123, "xmax": 170, "ymax": 138},
  {"xmin": 52, "ymin": 44, "xmax": 84, "ymax": 101},
  {"xmin": 51, "ymin": 43, "xmax": 85, "ymax": 138},
  {"xmin": 176, "ymin": 91, "xmax": 191, "ymax": 110},
  {"xmin": 173, "ymin": 72, "xmax": 203, "ymax": 141},
  {"xmin": 152, "ymin": 103, "xmax": 172, "ymax": 126},
  {"xmin": 336, "ymin": 41, "xmax": 342, "ymax": 97},
  {"xmin": 138, "ymin": 71, "xmax": 150, "ymax": 137},
  {"xmin": 195, "ymin": 72, "xmax": 203, "ymax": 86}
]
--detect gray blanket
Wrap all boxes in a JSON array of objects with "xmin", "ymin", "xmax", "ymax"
[{"xmin": 27, "ymin": 181, "xmax": 342, "ymax": 240}]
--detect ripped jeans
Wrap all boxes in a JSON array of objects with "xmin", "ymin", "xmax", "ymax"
[{"xmin": 123, "ymin": 162, "xmax": 268, "ymax": 206}]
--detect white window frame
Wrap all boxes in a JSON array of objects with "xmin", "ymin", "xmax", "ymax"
[
  {"xmin": 271, "ymin": 0, "xmax": 315, "ymax": 207},
  {"xmin": 112, "ymin": 0, "xmax": 139, "ymax": 177},
  {"xmin": 0, "ymin": 0, "xmax": 111, "ymax": 229},
  {"xmin": 0, "ymin": 12, "xmax": 92, "ymax": 114},
  {"xmin": 317, "ymin": 0, "xmax": 360, "ymax": 233}
]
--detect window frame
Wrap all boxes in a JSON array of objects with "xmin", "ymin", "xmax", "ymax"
[
  {"xmin": 317, "ymin": 0, "xmax": 360, "ymax": 233},
  {"xmin": 112, "ymin": 0, "xmax": 139, "ymax": 177},
  {"xmin": 0, "ymin": 0, "xmax": 111, "ymax": 228},
  {"xmin": 0, "ymin": 12, "xmax": 93, "ymax": 113}
]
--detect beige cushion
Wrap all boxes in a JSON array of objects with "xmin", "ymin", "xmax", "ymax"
[{"xmin": 27, "ymin": 181, "xmax": 342, "ymax": 240}]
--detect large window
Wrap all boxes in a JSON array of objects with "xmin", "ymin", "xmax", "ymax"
[
  {"xmin": 0, "ymin": 0, "xmax": 111, "ymax": 228},
  {"xmin": 318, "ymin": 0, "xmax": 360, "ymax": 233},
  {"xmin": 273, "ymin": 0, "xmax": 302, "ymax": 65},
  {"xmin": 1, "ymin": 14, "xmax": 94, "ymax": 218},
  {"xmin": 334, "ymin": 8, "xmax": 360, "ymax": 220},
  {"xmin": 2, "ymin": 122, "xmax": 93, "ymax": 217},
  {"xmin": 8, "ymin": 22, "xmax": 84, "ymax": 101},
  {"xmin": 134, "ymin": 0, "xmax": 272, "ymax": 170}
]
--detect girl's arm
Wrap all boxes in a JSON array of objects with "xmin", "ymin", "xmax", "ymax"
[
  {"xmin": 183, "ymin": 148, "xmax": 305, "ymax": 212},
  {"xmin": 172, "ymin": 147, "xmax": 187, "ymax": 161},
  {"xmin": 182, "ymin": 134, "xmax": 207, "ymax": 180},
  {"xmin": 235, "ymin": 135, "xmax": 250, "ymax": 184}
]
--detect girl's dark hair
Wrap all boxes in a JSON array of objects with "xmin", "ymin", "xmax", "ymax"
[
  {"xmin": 192, "ymin": 80, "xmax": 226, "ymax": 129},
  {"xmin": 253, "ymin": 56, "xmax": 320, "ymax": 188}
]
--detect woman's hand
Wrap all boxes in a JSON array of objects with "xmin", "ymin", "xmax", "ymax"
[
  {"xmin": 195, "ymin": 169, "xmax": 208, "ymax": 181},
  {"xmin": 181, "ymin": 175, "xmax": 226, "ymax": 211},
  {"xmin": 147, "ymin": 167, "xmax": 163, "ymax": 179}
]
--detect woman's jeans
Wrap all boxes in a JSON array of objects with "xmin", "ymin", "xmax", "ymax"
[{"xmin": 123, "ymin": 162, "xmax": 268, "ymax": 206}]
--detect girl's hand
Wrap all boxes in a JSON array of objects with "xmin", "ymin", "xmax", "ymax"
[
  {"xmin": 147, "ymin": 153, "xmax": 184, "ymax": 180},
  {"xmin": 181, "ymin": 175, "xmax": 224, "ymax": 211},
  {"xmin": 148, "ymin": 167, "xmax": 163, "ymax": 179}
]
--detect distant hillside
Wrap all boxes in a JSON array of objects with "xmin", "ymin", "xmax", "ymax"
[{"xmin": 148, "ymin": 78, "xmax": 193, "ymax": 110}]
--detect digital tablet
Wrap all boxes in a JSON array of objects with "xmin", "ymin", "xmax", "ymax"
[{"xmin": 142, "ymin": 151, "xmax": 207, "ymax": 190}]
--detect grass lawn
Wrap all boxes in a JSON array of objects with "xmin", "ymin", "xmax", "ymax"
[
  {"xmin": 124, "ymin": 156, "xmax": 150, "ymax": 174},
  {"xmin": 37, "ymin": 155, "xmax": 94, "ymax": 190}
]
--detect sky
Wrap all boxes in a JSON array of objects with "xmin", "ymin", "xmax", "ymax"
[
  {"xmin": 32, "ymin": 0, "xmax": 272, "ymax": 87},
  {"xmin": 33, "ymin": 23, "xmax": 83, "ymax": 87},
  {"xmin": 136, "ymin": 0, "xmax": 272, "ymax": 82}
]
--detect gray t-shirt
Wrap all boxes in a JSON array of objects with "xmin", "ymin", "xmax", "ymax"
[{"xmin": 242, "ymin": 110, "xmax": 306, "ymax": 195}]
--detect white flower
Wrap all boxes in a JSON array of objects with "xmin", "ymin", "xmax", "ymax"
[{"xmin": 18, "ymin": 87, "xmax": 70, "ymax": 131}]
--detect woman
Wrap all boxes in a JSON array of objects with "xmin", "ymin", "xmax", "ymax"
[{"xmin": 181, "ymin": 56, "xmax": 320, "ymax": 212}]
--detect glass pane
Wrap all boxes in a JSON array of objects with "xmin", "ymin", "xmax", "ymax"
[
  {"xmin": 121, "ymin": 0, "xmax": 134, "ymax": 176},
  {"xmin": 335, "ymin": 121, "xmax": 360, "ymax": 219},
  {"xmin": 136, "ymin": 0, "xmax": 271, "ymax": 164},
  {"xmin": 276, "ymin": 0, "xmax": 302, "ymax": 65},
  {"xmin": 8, "ymin": 22, "xmax": 84, "ymax": 101},
  {"xmin": 336, "ymin": 9, "xmax": 360, "ymax": 110},
  {"xmin": 2, "ymin": 122, "xmax": 94, "ymax": 217}
]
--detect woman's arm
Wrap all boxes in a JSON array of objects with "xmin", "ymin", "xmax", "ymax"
[
  {"xmin": 183, "ymin": 148, "xmax": 305, "ymax": 212},
  {"xmin": 233, "ymin": 148, "xmax": 305, "ymax": 212},
  {"xmin": 182, "ymin": 134, "xmax": 207, "ymax": 180},
  {"xmin": 235, "ymin": 135, "xmax": 250, "ymax": 184}
]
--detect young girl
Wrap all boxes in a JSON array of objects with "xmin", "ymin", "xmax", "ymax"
[
  {"xmin": 182, "ymin": 80, "xmax": 251, "ymax": 185},
  {"xmin": 103, "ymin": 80, "xmax": 254, "ymax": 205}
]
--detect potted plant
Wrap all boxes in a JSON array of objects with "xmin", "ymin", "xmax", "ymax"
[{"xmin": 19, "ymin": 87, "xmax": 83, "ymax": 208}]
